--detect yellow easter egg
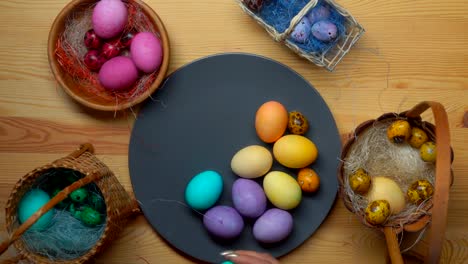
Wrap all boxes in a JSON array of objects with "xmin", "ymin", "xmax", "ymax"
[
  {"xmin": 367, "ymin": 176, "xmax": 406, "ymax": 215},
  {"xmin": 273, "ymin": 135, "xmax": 318, "ymax": 169},
  {"xmin": 263, "ymin": 171, "xmax": 302, "ymax": 210},
  {"xmin": 231, "ymin": 145, "xmax": 273, "ymax": 178}
]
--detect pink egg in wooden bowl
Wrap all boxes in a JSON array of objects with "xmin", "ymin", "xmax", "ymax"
[{"xmin": 48, "ymin": 0, "xmax": 170, "ymax": 111}]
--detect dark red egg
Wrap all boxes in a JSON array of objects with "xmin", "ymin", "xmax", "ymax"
[
  {"xmin": 84, "ymin": 29, "xmax": 102, "ymax": 49},
  {"xmin": 243, "ymin": 0, "xmax": 263, "ymax": 12},
  {"xmin": 119, "ymin": 32, "xmax": 135, "ymax": 48},
  {"xmin": 101, "ymin": 42, "xmax": 121, "ymax": 60},
  {"xmin": 84, "ymin": 50, "xmax": 103, "ymax": 71}
]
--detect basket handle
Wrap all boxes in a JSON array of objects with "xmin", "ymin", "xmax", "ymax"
[
  {"xmin": 384, "ymin": 227, "xmax": 404, "ymax": 264},
  {"xmin": 405, "ymin": 101, "xmax": 452, "ymax": 264},
  {"xmin": 383, "ymin": 101, "xmax": 452, "ymax": 264},
  {"xmin": 68, "ymin": 143, "xmax": 95, "ymax": 158},
  {"xmin": 0, "ymin": 144, "xmax": 102, "ymax": 255}
]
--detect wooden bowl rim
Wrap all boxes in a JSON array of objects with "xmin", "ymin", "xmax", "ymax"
[{"xmin": 47, "ymin": 0, "xmax": 170, "ymax": 111}]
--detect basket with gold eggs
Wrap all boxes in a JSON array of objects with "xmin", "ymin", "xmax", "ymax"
[
  {"xmin": 236, "ymin": 0, "xmax": 365, "ymax": 71},
  {"xmin": 0, "ymin": 144, "xmax": 140, "ymax": 263},
  {"xmin": 338, "ymin": 101, "xmax": 454, "ymax": 263}
]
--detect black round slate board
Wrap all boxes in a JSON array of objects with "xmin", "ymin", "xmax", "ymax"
[{"xmin": 129, "ymin": 53, "xmax": 341, "ymax": 263}]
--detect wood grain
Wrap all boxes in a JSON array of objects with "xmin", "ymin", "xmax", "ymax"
[
  {"xmin": 0, "ymin": 0, "xmax": 467, "ymax": 263},
  {"xmin": 0, "ymin": 117, "xmax": 129, "ymax": 154}
]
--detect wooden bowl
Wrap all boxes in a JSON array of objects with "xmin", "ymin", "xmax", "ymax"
[{"xmin": 48, "ymin": 0, "xmax": 170, "ymax": 111}]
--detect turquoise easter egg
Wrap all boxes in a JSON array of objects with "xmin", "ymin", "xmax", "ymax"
[
  {"xmin": 185, "ymin": 170, "xmax": 223, "ymax": 211},
  {"xmin": 18, "ymin": 189, "xmax": 55, "ymax": 230}
]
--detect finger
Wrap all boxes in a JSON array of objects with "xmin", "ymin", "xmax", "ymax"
[
  {"xmin": 232, "ymin": 250, "xmax": 278, "ymax": 264},
  {"xmin": 226, "ymin": 254, "xmax": 270, "ymax": 264}
]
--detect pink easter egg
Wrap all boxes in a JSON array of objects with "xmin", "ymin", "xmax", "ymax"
[
  {"xmin": 130, "ymin": 32, "xmax": 163, "ymax": 73},
  {"xmin": 92, "ymin": 0, "xmax": 128, "ymax": 39},
  {"xmin": 98, "ymin": 56, "xmax": 138, "ymax": 92}
]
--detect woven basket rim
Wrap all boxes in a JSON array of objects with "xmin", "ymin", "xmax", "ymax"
[
  {"xmin": 236, "ymin": 0, "xmax": 366, "ymax": 71},
  {"xmin": 5, "ymin": 164, "xmax": 108, "ymax": 263},
  {"xmin": 4, "ymin": 149, "xmax": 137, "ymax": 263},
  {"xmin": 337, "ymin": 111, "xmax": 452, "ymax": 231}
]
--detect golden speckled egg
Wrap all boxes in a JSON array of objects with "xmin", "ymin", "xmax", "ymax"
[
  {"xmin": 387, "ymin": 120, "xmax": 411, "ymax": 144},
  {"xmin": 407, "ymin": 180, "xmax": 434, "ymax": 205},
  {"xmin": 288, "ymin": 111, "xmax": 309, "ymax": 135},
  {"xmin": 348, "ymin": 168, "xmax": 371, "ymax": 195},
  {"xmin": 420, "ymin": 141, "xmax": 436, "ymax": 162},
  {"xmin": 365, "ymin": 200, "xmax": 391, "ymax": 225},
  {"xmin": 409, "ymin": 127, "xmax": 429, "ymax": 149}
]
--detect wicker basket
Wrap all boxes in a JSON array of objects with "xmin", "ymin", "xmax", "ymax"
[
  {"xmin": 338, "ymin": 101, "xmax": 454, "ymax": 263},
  {"xmin": 236, "ymin": 0, "xmax": 365, "ymax": 71},
  {"xmin": 0, "ymin": 143, "xmax": 140, "ymax": 263}
]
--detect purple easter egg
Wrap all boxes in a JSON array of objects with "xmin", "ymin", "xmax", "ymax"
[
  {"xmin": 203, "ymin": 206, "xmax": 244, "ymax": 240},
  {"xmin": 291, "ymin": 17, "xmax": 311, "ymax": 44},
  {"xmin": 307, "ymin": 5, "xmax": 331, "ymax": 24},
  {"xmin": 311, "ymin": 20, "xmax": 338, "ymax": 42}
]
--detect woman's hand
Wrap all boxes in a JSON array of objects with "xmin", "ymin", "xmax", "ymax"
[{"xmin": 221, "ymin": 250, "xmax": 279, "ymax": 264}]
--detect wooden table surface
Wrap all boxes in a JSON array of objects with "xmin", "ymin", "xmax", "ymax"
[{"xmin": 0, "ymin": 0, "xmax": 467, "ymax": 263}]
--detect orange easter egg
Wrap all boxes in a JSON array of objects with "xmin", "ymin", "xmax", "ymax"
[{"xmin": 255, "ymin": 101, "xmax": 288, "ymax": 143}]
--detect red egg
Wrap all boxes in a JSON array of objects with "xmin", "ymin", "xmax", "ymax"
[
  {"xmin": 119, "ymin": 32, "xmax": 135, "ymax": 48},
  {"xmin": 101, "ymin": 42, "xmax": 121, "ymax": 60},
  {"xmin": 84, "ymin": 29, "xmax": 102, "ymax": 49},
  {"xmin": 243, "ymin": 0, "xmax": 263, "ymax": 12},
  {"xmin": 84, "ymin": 50, "xmax": 102, "ymax": 71}
]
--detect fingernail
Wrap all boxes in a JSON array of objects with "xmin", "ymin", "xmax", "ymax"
[
  {"xmin": 225, "ymin": 253, "xmax": 238, "ymax": 258},
  {"xmin": 220, "ymin": 250, "xmax": 235, "ymax": 256}
]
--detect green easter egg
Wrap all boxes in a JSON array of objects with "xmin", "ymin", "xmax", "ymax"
[
  {"xmin": 88, "ymin": 194, "xmax": 105, "ymax": 212},
  {"xmin": 80, "ymin": 207, "xmax": 102, "ymax": 226},
  {"xmin": 73, "ymin": 210, "xmax": 82, "ymax": 219},
  {"xmin": 18, "ymin": 189, "xmax": 55, "ymax": 230},
  {"xmin": 69, "ymin": 203, "xmax": 76, "ymax": 213},
  {"xmin": 70, "ymin": 188, "xmax": 88, "ymax": 203}
]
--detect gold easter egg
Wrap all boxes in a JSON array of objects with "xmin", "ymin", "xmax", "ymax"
[
  {"xmin": 349, "ymin": 168, "xmax": 371, "ymax": 195},
  {"xmin": 420, "ymin": 141, "xmax": 437, "ymax": 162},
  {"xmin": 387, "ymin": 120, "xmax": 411, "ymax": 144},
  {"xmin": 409, "ymin": 127, "xmax": 429, "ymax": 148},
  {"xmin": 365, "ymin": 200, "xmax": 391, "ymax": 225},
  {"xmin": 407, "ymin": 179, "xmax": 434, "ymax": 205}
]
